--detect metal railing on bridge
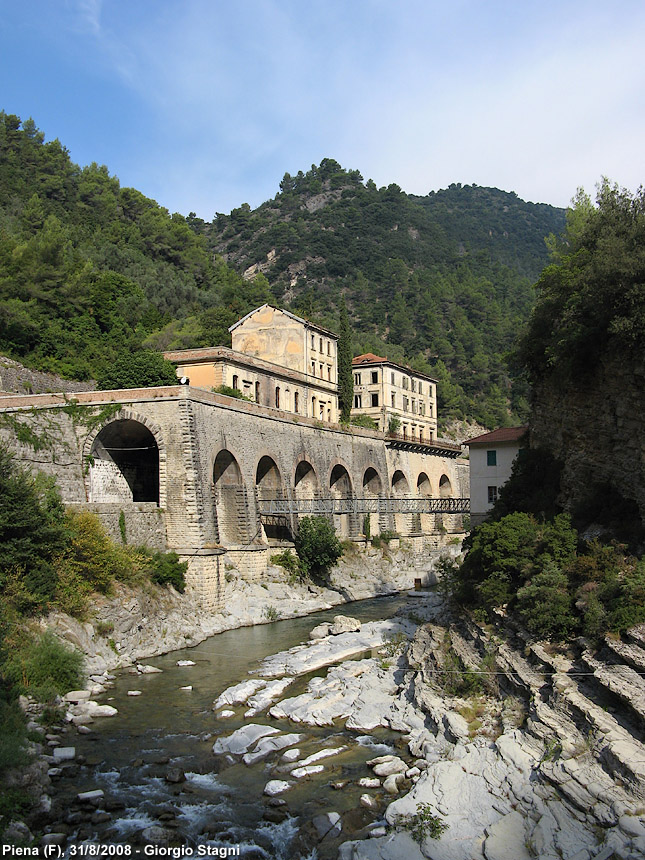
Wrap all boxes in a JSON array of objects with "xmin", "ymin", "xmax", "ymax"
[{"xmin": 257, "ymin": 496, "xmax": 470, "ymax": 516}]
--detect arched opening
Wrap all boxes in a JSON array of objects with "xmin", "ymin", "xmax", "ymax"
[
  {"xmin": 362, "ymin": 467, "xmax": 383, "ymax": 537},
  {"xmin": 391, "ymin": 470, "xmax": 410, "ymax": 494},
  {"xmin": 256, "ymin": 455, "xmax": 287, "ymax": 542},
  {"xmin": 330, "ymin": 463, "xmax": 353, "ymax": 537},
  {"xmin": 417, "ymin": 472, "xmax": 432, "ymax": 534},
  {"xmin": 275, "ymin": 387, "xmax": 280, "ymax": 409},
  {"xmin": 213, "ymin": 450, "xmax": 242, "ymax": 486},
  {"xmin": 89, "ymin": 420, "xmax": 159, "ymax": 504},
  {"xmin": 363, "ymin": 467, "xmax": 382, "ymax": 494},
  {"xmin": 436, "ymin": 474, "xmax": 453, "ymax": 534},
  {"xmin": 391, "ymin": 470, "xmax": 411, "ymax": 536},
  {"xmin": 294, "ymin": 460, "xmax": 318, "ymax": 499},
  {"xmin": 256, "ymin": 456, "xmax": 282, "ymax": 498},
  {"xmin": 417, "ymin": 473, "xmax": 431, "ymax": 495},
  {"xmin": 213, "ymin": 449, "xmax": 245, "ymax": 545},
  {"xmin": 439, "ymin": 474, "xmax": 453, "ymax": 497}
]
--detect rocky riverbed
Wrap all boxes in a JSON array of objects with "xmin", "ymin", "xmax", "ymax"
[
  {"xmin": 43, "ymin": 542, "xmax": 454, "ymax": 678},
  {"xmin": 6, "ymin": 550, "xmax": 645, "ymax": 859}
]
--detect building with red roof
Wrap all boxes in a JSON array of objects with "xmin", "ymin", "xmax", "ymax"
[{"xmin": 465, "ymin": 425, "xmax": 528, "ymax": 525}]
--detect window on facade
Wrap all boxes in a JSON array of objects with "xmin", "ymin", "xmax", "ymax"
[
  {"xmin": 403, "ymin": 396, "xmax": 409, "ymax": 411},
  {"xmin": 327, "ymin": 365, "xmax": 331, "ymax": 380},
  {"xmin": 319, "ymin": 363, "xmax": 323, "ymax": 377},
  {"xmin": 371, "ymin": 371, "xmax": 378, "ymax": 384},
  {"xmin": 419, "ymin": 402, "xmax": 425, "ymax": 415},
  {"xmin": 371, "ymin": 393, "xmax": 379, "ymax": 407},
  {"xmin": 312, "ymin": 396, "xmax": 316, "ymax": 415},
  {"xmin": 391, "ymin": 393, "xmax": 396, "ymax": 407},
  {"xmin": 311, "ymin": 334, "xmax": 315, "ymax": 349},
  {"xmin": 428, "ymin": 403, "xmax": 433, "ymax": 417},
  {"xmin": 419, "ymin": 428, "xmax": 424, "ymax": 442},
  {"xmin": 327, "ymin": 342, "xmax": 331, "ymax": 356},
  {"xmin": 402, "ymin": 377, "xmax": 409, "ymax": 390},
  {"xmin": 487, "ymin": 450, "xmax": 497, "ymax": 466},
  {"xmin": 319, "ymin": 402, "xmax": 324, "ymax": 418},
  {"xmin": 294, "ymin": 391, "xmax": 299, "ymax": 413},
  {"xmin": 418, "ymin": 382, "xmax": 423, "ymax": 395},
  {"xmin": 488, "ymin": 486, "xmax": 498, "ymax": 505},
  {"xmin": 354, "ymin": 372, "xmax": 361, "ymax": 385},
  {"xmin": 255, "ymin": 381, "xmax": 260, "ymax": 402},
  {"xmin": 354, "ymin": 394, "xmax": 362, "ymax": 408},
  {"xmin": 411, "ymin": 399, "xmax": 416, "ymax": 413},
  {"xmin": 411, "ymin": 379, "xmax": 416, "ymax": 393},
  {"xmin": 391, "ymin": 372, "xmax": 395, "ymax": 385},
  {"xmin": 232, "ymin": 375, "xmax": 239, "ymax": 390},
  {"xmin": 402, "ymin": 425, "xmax": 408, "ymax": 440},
  {"xmin": 275, "ymin": 387, "xmax": 280, "ymax": 409},
  {"xmin": 311, "ymin": 360, "xmax": 316, "ymax": 376}
]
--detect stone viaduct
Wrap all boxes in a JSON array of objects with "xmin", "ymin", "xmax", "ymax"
[{"xmin": 0, "ymin": 385, "xmax": 468, "ymax": 609}]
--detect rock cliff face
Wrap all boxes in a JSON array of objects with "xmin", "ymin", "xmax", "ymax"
[{"xmin": 529, "ymin": 350, "xmax": 645, "ymax": 533}]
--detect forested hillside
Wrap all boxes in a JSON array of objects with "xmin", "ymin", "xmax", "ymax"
[
  {"xmin": 0, "ymin": 115, "xmax": 565, "ymax": 426},
  {"xmin": 209, "ymin": 159, "xmax": 565, "ymax": 426},
  {"xmin": 0, "ymin": 113, "xmax": 273, "ymax": 381}
]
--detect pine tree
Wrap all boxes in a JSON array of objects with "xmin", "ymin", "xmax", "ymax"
[{"xmin": 338, "ymin": 298, "xmax": 354, "ymax": 423}]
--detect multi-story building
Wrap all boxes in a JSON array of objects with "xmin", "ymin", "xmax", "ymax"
[
  {"xmin": 164, "ymin": 305, "xmax": 339, "ymax": 423},
  {"xmin": 465, "ymin": 426, "xmax": 528, "ymax": 525},
  {"xmin": 351, "ymin": 353, "xmax": 438, "ymax": 443}
]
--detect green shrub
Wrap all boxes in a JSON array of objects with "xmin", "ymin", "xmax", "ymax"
[
  {"xmin": 145, "ymin": 551, "xmax": 187, "ymax": 592},
  {"xmin": 0, "ymin": 699, "xmax": 31, "ymax": 776},
  {"xmin": 0, "ymin": 446, "xmax": 69, "ymax": 614},
  {"xmin": 270, "ymin": 549, "xmax": 305, "ymax": 580},
  {"xmin": 398, "ymin": 802, "xmax": 448, "ymax": 843},
  {"xmin": 294, "ymin": 516, "xmax": 343, "ymax": 580},
  {"xmin": 3, "ymin": 631, "xmax": 84, "ymax": 700},
  {"xmin": 516, "ymin": 563, "xmax": 575, "ymax": 638},
  {"xmin": 213, "ymin": 384, "xmax": 252, "ymax": 401},
  {"xmin": 350, "ymin": 414, "xmax": 378, "ymax": 429}
]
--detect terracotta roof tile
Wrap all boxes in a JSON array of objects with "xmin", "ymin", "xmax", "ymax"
[{"xmin": 465, "ymin": 426, "xmax": 528, "ymax": 445}]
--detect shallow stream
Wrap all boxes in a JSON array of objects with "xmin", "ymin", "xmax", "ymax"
[{"xmin": 59, "ymin": 595, "xmax": 414, "ymax": 858}]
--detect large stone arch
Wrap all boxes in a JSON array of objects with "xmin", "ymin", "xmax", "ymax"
[
  {"xmin": 362, "ymin": 466, "xmax": 384, "ymax": 537},
  {"xmin": 416, "ymin": 472, "xmax": 433, "ymax": 533},
  {"xmin": 294, "ymin": 460, "xmax": 319, "ymax": 499},
  {"xmin": 391, "ymin": 469, "xmax": 412, "ymax": 536},
  {"xmin": 212, "ymin": 448, "xmax": 246, "ymax": 545},
  {"xmin": 84, "ymin": 410, "xmax": 166, "ymax": 506},
  {"xmin": 256, "ymin": 454, "xmax": 287, "ymax": 542},
  {"xmin": 329, "ymin": 461, "xmax": 354, "ymax": 538}
]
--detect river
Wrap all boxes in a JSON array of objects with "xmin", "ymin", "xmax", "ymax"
[{"xmin": 57, "ymin": 594, "xmax": 414, "ymax": 859}]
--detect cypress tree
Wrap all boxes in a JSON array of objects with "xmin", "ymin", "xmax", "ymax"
[{"xmin": 338, "ymin": 298, "xmax": 354, "ymax": 422}]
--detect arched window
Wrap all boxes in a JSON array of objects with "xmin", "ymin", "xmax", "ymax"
[
  {"xmin": 275, "ymin": 387, "xmax": 280, "ymax": 409},
  {"xmin": 294, "ymin": 391, "xmax": 299, "ymax": 413}
]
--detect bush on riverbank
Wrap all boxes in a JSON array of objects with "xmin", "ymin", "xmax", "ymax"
[
  {"xmin": 294, "ymin": 516, "xmax": 343, "ymax": 581},
  {"xmin": 450, "ymin": 511, "xmax": 645, "ymax": 639}
]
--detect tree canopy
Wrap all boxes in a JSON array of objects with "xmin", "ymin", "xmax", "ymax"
[{"xmin": 518, "ymin": 181, "xmax": 645, "ymax": 384}]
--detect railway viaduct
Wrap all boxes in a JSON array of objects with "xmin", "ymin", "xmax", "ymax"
[{"xmin": 0, "ymin": 385, "xmax": 468, "ymax": 609}]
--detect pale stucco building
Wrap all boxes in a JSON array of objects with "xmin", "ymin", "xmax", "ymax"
[
  {"xmin": 164, "ymin": 305, "xmax": 339, "ymax": 423},
  {"xmin": 351, "ymin": 353, "xmax": 438, "ymax": 443},
  {"xmin": 465, "ymin": 426, "xmax": 527, "ymax": 526}
]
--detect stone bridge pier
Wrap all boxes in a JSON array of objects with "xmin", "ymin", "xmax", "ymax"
[{"xmin": 0, "ymin": 386, "xmax": 468, "ymax": 610}]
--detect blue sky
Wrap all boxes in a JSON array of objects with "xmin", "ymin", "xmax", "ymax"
[{"xmin": 2, "ymin": 0, "xmax": 644, "ymax": 219}]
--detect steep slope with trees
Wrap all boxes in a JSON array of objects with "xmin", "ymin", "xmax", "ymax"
[
  {"xmin": 0, "ymin": 115, "xmax": 566, "ymax": 425},
  {"xmin": 211, "ymin": 159, "xmax": 565, "ymax": 426}
]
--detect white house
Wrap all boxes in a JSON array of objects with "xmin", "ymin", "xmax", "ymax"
[{"xmin": 465, "ymin": 426, "xmax": 528, "ymax": 526}]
